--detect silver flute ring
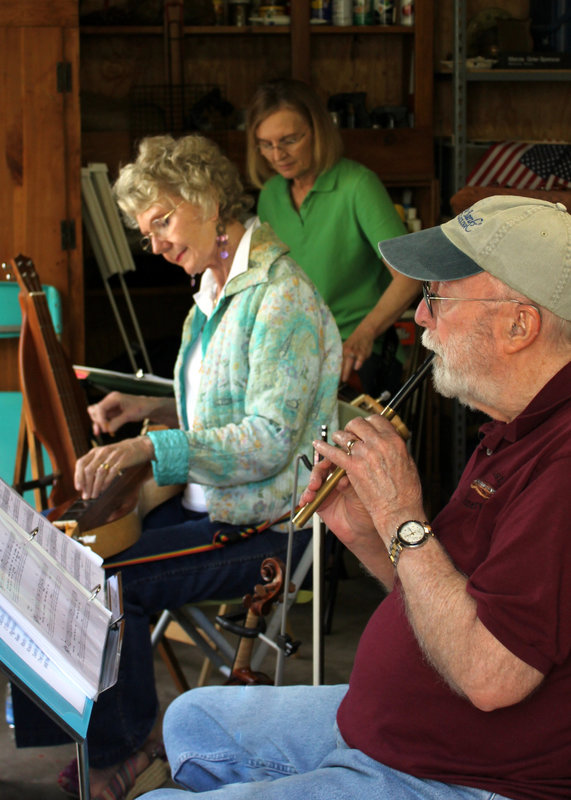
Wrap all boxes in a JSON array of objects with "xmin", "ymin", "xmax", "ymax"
[{"xmin": 346, "ymin": 439, "xmax": 358, "ymax": 456}]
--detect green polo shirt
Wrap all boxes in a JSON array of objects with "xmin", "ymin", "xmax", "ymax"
[{"xmin": 257, "ymin": 158, "xmax": 406, "ymax": 345}]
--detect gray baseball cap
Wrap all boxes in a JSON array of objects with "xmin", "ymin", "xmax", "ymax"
[{"xmin": 379, "ymin": 195, "xmax": 571, "ymax": 321}]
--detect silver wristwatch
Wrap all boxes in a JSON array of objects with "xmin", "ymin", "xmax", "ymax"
[{"xmin": 388, "ymin": 520, "xmax": 433, "ymax": 567}]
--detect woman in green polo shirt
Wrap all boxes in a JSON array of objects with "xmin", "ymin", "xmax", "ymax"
[{"xmin": 246, "ymin": 79, "xmax": 420, "ymax": 398}]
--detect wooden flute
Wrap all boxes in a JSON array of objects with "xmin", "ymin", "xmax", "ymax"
[{"xmin": 292, "ymin": 352, "xmax": 435, "ymax": 529}]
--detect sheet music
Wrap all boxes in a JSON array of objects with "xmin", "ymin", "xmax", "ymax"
[
  {"xmin": 0, "ymin": 479, "xmax": 104, "ymax": 590},
  {"xmin": 0, "ymin": 484, "xmax": 113, "ymax": 699},
  {"xmin": 0, "ymin": 600, "xmax": 87, "ymax": 712}
]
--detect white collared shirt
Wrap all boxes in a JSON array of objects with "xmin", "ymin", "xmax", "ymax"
[{"xmin": 182, "ymin": 217, "xmax": 260, "ymax": 511}]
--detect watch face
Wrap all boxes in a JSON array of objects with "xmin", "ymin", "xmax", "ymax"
[{"xmin": 397, "ymin": 521, "xmax": 427, "ymax": 546}]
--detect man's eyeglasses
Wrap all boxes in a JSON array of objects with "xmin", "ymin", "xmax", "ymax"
[
  {"xmin": 422, "ymin": 281, "xmax": 540, "ymax": 318},
  {"xmin": 256, "ymin": 130, "xmax": 308, "ymax": 156},
  {"xmin": 140, "ymin": 201, "xmax": 184, "ymax": 252}
]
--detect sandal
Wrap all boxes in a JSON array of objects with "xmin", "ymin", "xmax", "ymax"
[
  {"xmin": 94, "ymin": 753, "xmax": 169, "ymax": 800},
  {"xmin": 124, "ymin": 757, "xmax": 170, "ymax": 800},
  {"xmin": 57, "ymin": 758, "xmax": 80, "ymax": 797},
  {"xmin": 57, "ymin": 750, "xmax": 169, "ymax": 800}
]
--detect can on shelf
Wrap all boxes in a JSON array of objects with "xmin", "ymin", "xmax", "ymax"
[
  {"xmin": 353, "ymin": 1, "xmax": 371, "ymax": 25},
  {"xmin": 399, "ymin": 0, "xmax": 414, "ymax": 26},
  {"xmin": 332, "ymin": 0, "xmax": 352, "ymax": 26}
]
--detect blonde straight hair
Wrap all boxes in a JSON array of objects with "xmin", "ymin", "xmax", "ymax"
[{"xmin": 246, "ymin": 79, "xmax": 343, "ymax": 189}]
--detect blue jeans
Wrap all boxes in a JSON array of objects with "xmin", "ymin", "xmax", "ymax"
[
  {"xmin": 11, "ymin": 498, "xmax": 311, "ymax": 769},
  {"xmin": 143, "ymin": 684, "xmax": 515, "ymax": 800}
]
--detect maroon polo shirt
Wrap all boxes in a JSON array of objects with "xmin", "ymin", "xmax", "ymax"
[{"xmin": 337, "ymin": 361, "xmax": 571, "ymax": 800}]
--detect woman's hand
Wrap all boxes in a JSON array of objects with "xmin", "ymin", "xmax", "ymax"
[
  {"xmin": 341, "ymin": 324, "xmax": 376, "ymax": 383},
  {"xmin": 340, "ymin": 269, "xmax": 421, "ymax": 385},
  {"xmin": 74, "ymin": 436, "xmax": 155, "ymax": 500},
  {"xmin": 87, "ymin": 392, "xmax": 151, "ymax": 436}
]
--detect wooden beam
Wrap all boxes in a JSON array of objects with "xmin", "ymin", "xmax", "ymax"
[{"xmin": 290, "ymin": 0, "xmax": 310, "ymax": 82}]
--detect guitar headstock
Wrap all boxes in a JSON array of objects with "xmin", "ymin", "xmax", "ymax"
[
  {"xmin": 8, "ymin": 255, "xmax": 43, "ymax": 295},
  {"xmin": 1, "ymin": 260, "xmax": 15, "ymax": 283}
]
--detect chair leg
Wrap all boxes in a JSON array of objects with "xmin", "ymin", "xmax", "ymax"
[
  {"xmin": 152, "ymin": 604, "xmax": 236, "ymax": 693},
  {"xmin": 156, "ymin": 637, "xmax": 191, "ymax": 694},
  {"xmin": 26, "ymin": 422, "xmax": 49, "ymax": 510},
  {"xmin": 196, "ymin": 603, "xmax": 229, "ymax": 688}
]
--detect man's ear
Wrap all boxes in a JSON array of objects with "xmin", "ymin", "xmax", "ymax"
[{"xmin": 503, "ymin": 305, "xmax": 542, "ymax": 354}]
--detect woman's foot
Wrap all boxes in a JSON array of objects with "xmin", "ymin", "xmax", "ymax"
[
  {"xmin": 57, "ymin": 759, "xmax": 80, "ymax": 797},
  {"xmin": 58, "ymin": 744, "xmax": 168, "ymax": 800},
  {"xmin": 90, "ymin": 750, "xmax": 150, "ymax": 798}
]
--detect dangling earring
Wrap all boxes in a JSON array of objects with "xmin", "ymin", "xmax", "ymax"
[
  {"xmin": 216, "ymin": 221, "xmax": 229, "ymax": 259},
  {"xmin": 190, "ymin": 275, "xmax": 196, "ymax": 288}
]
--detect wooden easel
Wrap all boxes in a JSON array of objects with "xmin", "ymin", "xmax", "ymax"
[{"xmin": 12, "ymin": 402, "xmax": 53, "ymax": 511}]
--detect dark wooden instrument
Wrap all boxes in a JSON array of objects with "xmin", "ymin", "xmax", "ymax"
[
  {"xmin": 3, "ymin": 254, "xmax": 156, "ymax": 557},
  {"xmin": 6, "ymin": 255, "xmax": 93, "ymax": 506}
]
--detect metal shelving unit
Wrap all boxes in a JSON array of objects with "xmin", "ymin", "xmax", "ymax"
[
  {"xmin": 452, "ymin": 0, "xmax": 571, "ymax": 193},
  {"xmin": 450, "ymin": 0, "xmax": 571, "ymax": 483}
]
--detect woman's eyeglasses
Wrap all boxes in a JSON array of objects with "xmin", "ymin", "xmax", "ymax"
[
  {"xmin": 422, "ymin": 281, "xmax": 540, "ymax": 318},
  {"xmin": 256, "ymin": 130, "xmax": 308, "ymax": 156},
  {"xmin": 140, "ymin": 201, "xmax": 184, "ymax": 252}
]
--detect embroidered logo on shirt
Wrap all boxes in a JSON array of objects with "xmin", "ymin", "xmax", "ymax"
[{"xmin": 470, "ymin": 479, "xmax": 496, "ymax": 499}]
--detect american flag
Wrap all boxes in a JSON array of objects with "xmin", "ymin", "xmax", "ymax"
[{"xmin": 467, "ymin": 142, "xmax": 571, "ymax": 190}]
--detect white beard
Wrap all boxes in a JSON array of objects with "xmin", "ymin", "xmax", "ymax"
[{"xmin": 421, "ymin": 324, "xmax": 503, "ymax": 411}]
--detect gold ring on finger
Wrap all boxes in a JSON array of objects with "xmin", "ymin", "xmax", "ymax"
[{"xmin": 346, "ymin": 439, "xmax": 358, "ymax": 456}]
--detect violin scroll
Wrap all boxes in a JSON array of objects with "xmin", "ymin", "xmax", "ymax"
[{"xmin": 219, "ymin": 556, "xmax": 292, "ymax": 685}]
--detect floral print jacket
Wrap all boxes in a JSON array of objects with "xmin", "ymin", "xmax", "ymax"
[{"xmin": 147, "ymin": 223, "xmax": 341, "ymax": 527}]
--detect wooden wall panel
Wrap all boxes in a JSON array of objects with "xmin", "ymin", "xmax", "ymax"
[
  {"xmin": 436, "ymin": 78, "xmax": 571, "ymax": 141},
  {"xmin": 0, "ymin": 0, "xmax": 77, "ymax": 27},
  {"xmin": 0, "ymin": 14, "xmax": 82, "ymax": 391},
  {"xmin": 310, "ymin": 35, "xmax": 407, "ymax": 109},
  {"xmin": 181, "ymin": 34, "xmax": 291, "ymax": 111}
]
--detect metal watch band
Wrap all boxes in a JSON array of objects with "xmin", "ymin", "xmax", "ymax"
[{"xmin": 388, "ymin": 536, "xmax": 403, "ymax": 567}]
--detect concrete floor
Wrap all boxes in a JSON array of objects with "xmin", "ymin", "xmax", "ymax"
[{"xmin": 0, "ymin": 556, "xmax": 384, "ymax": 799}]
